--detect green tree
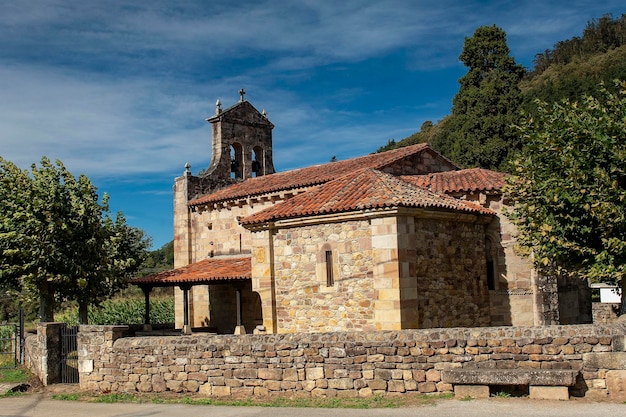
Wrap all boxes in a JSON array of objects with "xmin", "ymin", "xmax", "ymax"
[
  {"xmin": 0, "ymin": 157, "xmax": 149, "ymax": 322},
  {"xmin": 507, "ymin": 82, "xmax": 626, "ymax": 313},
  {"xmin": 433, "ymin": 25, "xmax": 526, "ymax": 170}
]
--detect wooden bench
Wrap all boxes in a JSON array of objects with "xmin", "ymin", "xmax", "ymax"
[{"xmin": 441, "ymin": 369, "xmax": 578, "ymax": 400}]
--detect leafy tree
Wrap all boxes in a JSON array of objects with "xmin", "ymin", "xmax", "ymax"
[
  {"xmin": 507, "ymin": 82, "xmax": 626, "ymax": 313},
  {"xmin": 431, "ymin": 25, "xmax": 525, "ymax": 170},
  {"xmin": 0, "ymin": 157, "xmax": 149, "ymax": 322}
]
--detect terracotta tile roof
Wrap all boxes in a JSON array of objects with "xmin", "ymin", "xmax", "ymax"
[
  {"xmin": 240, "ymin": 168, "xmax": 494, "ymax": 226},
  {"xmin": 404, "ymin": 168, "xmax": 506, "ymax": 194},
  {"xmin": 131, "ymin": 257, "xmax": 251, "ymax": 287},
  {"xmin": 189, "ymin": 143, "xmax": 436, "ymax": 207}
]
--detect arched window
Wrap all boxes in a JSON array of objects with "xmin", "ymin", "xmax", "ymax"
[
  {"xmin": 252, "ymin": 146, "xmax": 263, "ymax": 177},
  {"xmin": 318, "ymin": 243, "xmax": 336, "ymax": 288},
  {"xmin": 230, "ymin": 143, "xmax": 243, "ymax": 179}
]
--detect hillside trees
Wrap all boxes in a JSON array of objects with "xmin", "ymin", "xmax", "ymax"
[
  {"xmin": 532, "ymin": 14, "xmax": 626, "ymax": 76},
  {"xmin": 0, "ymin": 157, "xmax": 149, "ymax": 322},
  {"xmin": 507, "ymin": 82, "xmax": 626, "ymax": 313},
  {"xmin": 431, "ymin": 25, "xmax": 526, "ymax": 170}
]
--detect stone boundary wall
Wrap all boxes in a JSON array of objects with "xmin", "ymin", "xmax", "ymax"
[{"xmin": 77, "ymin": 324, "xmax": 626, "ymax": 399}]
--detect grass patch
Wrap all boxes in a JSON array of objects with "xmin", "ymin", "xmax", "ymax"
[
  {"xmin": 51, "ymin": 393, "xmax": 82, "ymax": 401},
  {"xmin": 491, "ymin": 391, "xmax": 511, "ymax": 398},
  {"xmin": 0, "ymin": 367, "xmax": 31, "ymax": 383},
  {"xmin": 51, "ymin": 392, "xmax": 453, "ymax": 408},
  {"xmin": 172, "ymin": 393, "xmax": 447, "ymax": 408},
  {"xmin": 94, "ymin": 393, "xmax": 141, "ymax": 403},
  {"xmin": 2, "ymin": 390, "xmax": 25, "ymax": 398}
]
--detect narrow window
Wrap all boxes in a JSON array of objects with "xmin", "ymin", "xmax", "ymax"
[
  {"xmin": 325, "ymin": 250, "xmax": 334, "ymax": 287},
  {"xmin": 487, "ymin": 260, "xmax": 495, "ymax": 290},
  {"xmin": 486, "ymin": 237, "xmax": 496, "ymax": 290}
]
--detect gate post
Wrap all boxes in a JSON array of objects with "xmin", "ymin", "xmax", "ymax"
[{"xmin": 35, "ymin": 322, "xmax": 65, "ymax": 386}]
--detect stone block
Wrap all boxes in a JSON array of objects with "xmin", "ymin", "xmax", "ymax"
[
  {"xmin": 328, "ymin": 378, "xmax": 353, "ymax": 390},
  {"xmin": 212, "ymin": 385, "xmax": 231, "ymax": 396},
  {"xmin": 454, "ymin": 385, "xmax": 489, "ymax": 399},
  {"xmin": 258, "ymin": 368, "xmax": 283, "ymax": 380},
  {"xmin": 441, "ymin": 369, "xmax": 577, "ymax": 386},
  {"xmin": 302, "ymin": 380, "xmax": 316, "ymax": 391},
  {"xmin": 283, "ymin": 368, "xmax": 298, "ymax": 381},
  {"xmin": 367, "ymin": 379, "xmax": 387, "ymax": 390},
  {"xmin": 583, "ymin": 352, "xmax": 626, "ymax": 370},
  {"xmin": 426, "ymin": 369, "xmax": 441, "ymax": 382},
  {"xmin": 136, "ymin": 381, "xmax": 152, "ymax": 392},
  {"xmin": 606, "ymin": 370, "xmax": 626, "ymax": 400},
  {"xmin": 306, "ymin": 367, "xmax": 325, "ymax": 380},
  {"xmin": 311, "ymin": 388, "xmax": 326, "ymax": 398},
  {"xmin": 529, "ymin": 386, "xmax": 569, "ymax": 400},
  {"xmin": 418, "ymin": 382, "xmax": 436, "ymax": 393},
  {"xmin": 358, "ymin": 387, "xmax": 373, "ymax": 397},
  {"xmin": 388, "ymin": 380, "xmax": 405, "ymax": 392},
  {"xmin": 198, "ymin": 383, "xmax": 211, "ymax": 396}
]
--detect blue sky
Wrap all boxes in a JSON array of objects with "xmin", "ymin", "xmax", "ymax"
[{"xmin": 1, "ymin": 1, "xmax": 624, "ymax": 249}]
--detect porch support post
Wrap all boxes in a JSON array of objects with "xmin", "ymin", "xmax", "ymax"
[
  {"xmin": 180, "ymin": 285, "xmax": 192, "ymax": 335},
  {"xmin": 141, "ymin": 286, "xmax": 152, "ymax": 331},
  {"xmin": 234, "ymin": 282, "xmax": 246, "ymax": 335}
]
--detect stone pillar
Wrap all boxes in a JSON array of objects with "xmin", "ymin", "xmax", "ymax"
[
  {"xmin": 173, "ymin": 167, "xmax": 194, "ymax": 329},
  {"xmin": 33, "ymin": 322, "xmax": 64, "ymax": 386},
  {"xmin": 371, "ymin": 217, "xmax": 401, "ymax": 330},
  {"xmin": 77, "ymin": 325, "xmax": 128, "ymax": 391},
  {"xmin": 250, "ymin": 228, "xmax": 277, "ymax": 333}
]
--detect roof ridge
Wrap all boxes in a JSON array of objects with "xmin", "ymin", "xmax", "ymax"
[
  {"xmin": 240, "ymin": 168, "xmax": 495, "ymax": 226},
  {"xmin": 189, "ymin": 143, "xmax": 432, "ymax": 207}
]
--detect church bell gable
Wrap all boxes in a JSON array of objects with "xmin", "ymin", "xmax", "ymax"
[{"xmin": 204, "ymin": 90, "xmax": 275, "ymax": 182}]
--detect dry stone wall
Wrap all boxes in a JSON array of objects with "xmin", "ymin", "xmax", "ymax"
[{"xmin": 77, "ymin": 324, "xmax": 626, "ymax": 399}]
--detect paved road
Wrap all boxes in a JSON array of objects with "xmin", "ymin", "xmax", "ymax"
[{"xmin": 0, "ymin": 395, "xmax": 624, "ymax": 417}]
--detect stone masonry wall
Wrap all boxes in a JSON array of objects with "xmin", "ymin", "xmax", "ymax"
[
  {"xmin": 77, "ymin": 324, "xmax": 626, "ymax": 399},
  {"xmin": 410, "ymin": 217, "xmax": 490, "ymax": 329},
  {"xmin": 271, "ymin": 219, "xmax": 375, "ymax": 333}
]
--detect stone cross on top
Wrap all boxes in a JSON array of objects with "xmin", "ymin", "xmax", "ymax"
[{"xmin": 239, "ymin": 88, "xmax": 246, "ymax": 102}]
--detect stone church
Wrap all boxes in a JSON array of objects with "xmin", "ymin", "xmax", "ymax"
[{"xmin": 134, "ymin": 93, "xmax": 590, "ymax": 334}]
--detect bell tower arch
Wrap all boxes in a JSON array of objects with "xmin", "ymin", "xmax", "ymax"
[{"xmin": 204, "ymin": 89, "xmax": 275, "ymax": 181}]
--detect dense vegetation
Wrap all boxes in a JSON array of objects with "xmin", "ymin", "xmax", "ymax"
[
  {"xmin": 141, "ymin": 240, "xmax": 174, "ymax": 275},
  {"xmin": 508, "ymin": 82, "xmax": 626, "ymax": 310},
  {"xmin": 0, "ymin": 235, "xmax": 173, "ymax": 324},
  {"xmin": 378, "ymin": 14, "xmax": 626, "ymax": 172},
  {"xmin": 0, "ymin": 157, "xmax": 150, "ymax": 323},
  {"xmin": 57, "ymin": 297, "xmax": 175, "ymax": 325}
]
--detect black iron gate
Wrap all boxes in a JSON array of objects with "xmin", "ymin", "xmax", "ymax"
[
  {"xmin": 0, "ymin": 309, "xmax": 25, "ymax": 368},
  {"xmin": 60, "ymin": 325, "xmax": 78, "ymax": 383}
]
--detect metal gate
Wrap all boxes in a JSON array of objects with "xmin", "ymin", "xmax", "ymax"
[
  {"xmin": 0, "ymin": 309, "xmax": 25, "ymax": 368},
  {"xmin": 0, "ymin": 323, "xmax": 19, "ymax": 368},
  {"xmin": 60, "ymin": 325, "xmax": 79, "ymax": 383}
]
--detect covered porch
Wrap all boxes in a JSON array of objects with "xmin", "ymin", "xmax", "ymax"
[{"xmin": 131, "ymin": 256, "xmax": 259, "ymax": 335}]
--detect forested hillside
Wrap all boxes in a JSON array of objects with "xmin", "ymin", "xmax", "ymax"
[
  {"xmin": 379, "ymin": 14, "xmax": 626, "ymax": 172},
  {"xmin": 141, "ymin": 240, "xmax": 174, "ymax": 275}
]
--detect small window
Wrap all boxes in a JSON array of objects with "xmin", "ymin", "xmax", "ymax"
[
  {"xmin": 486, "ymin": 237, "xmax": 497, "ymax": 290},
  {"xmin": 487, "ymin": 260, "xmax": 495, "ymax": 290},
  {"xmin": 325, "ymin": 250, "xmax": 334, "ymax": 287}
]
